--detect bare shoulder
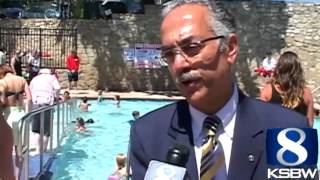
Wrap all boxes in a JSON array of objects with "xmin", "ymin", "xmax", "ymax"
[
  {"xmin": 261, "ymin": 83, "xmax": 272, "ymax": 91},
  {"xmin": 0, "ymin": 80, "xmax": 7, "ymax": 90},
  {"xmin": 303, "ymin": 87, "xmax": 313, "ymax": 103},
  {"xmin": 260, "ymin": 83, "xmax": 272, "ymax": 101},
  {"xmin": 304, "ymin": 87, "xmax": 312, "ymax": 94}
]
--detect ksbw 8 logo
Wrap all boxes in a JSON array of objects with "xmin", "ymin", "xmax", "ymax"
[
  {"xmin": 266, "ymin": 128, "xmax": 318, "ymax": 179},
  {"xmin": 267, "ymin": 128, "xmax": 318, "ymax": 166}
]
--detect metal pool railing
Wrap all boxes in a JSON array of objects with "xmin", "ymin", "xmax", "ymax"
[{"xmin": 17, "ymin": 99, "xmax": 77, "ymax": 180}]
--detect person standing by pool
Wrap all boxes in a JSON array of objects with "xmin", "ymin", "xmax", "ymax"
[
  {"xmin": 0, "ymin": 77, "xmax": 15, "ymax": 180},
  {"xmin": 260, "ymin": 51, "xmax": 314, "ymax": 127},
  {"xmin": 51, "ymin": 68, "xmax": 59, "ymax": 80},
  {"xmin": 0, "ymin": 48, "xmax": 6, "ymax": 65},
  {"xmin": 261, "ymin": 49, "xmax": 277, "ymax": 76},
  {"xmin": 129, "ymin": 1, "xmax": 311, "ymax": 179},
  {"xmin": 30, "ymin": 68, "xmax": 60, "ymax": 154},
  {"xmin": 10, "ymin": 50, "xmax": 25, "ymax": 77},
  {"xmin": 66, "ymin": 50, "xmax": 80, "ymax": 90},
  {"xmin": 0, "ymin": 65, "xmax": 32, "ymax": 179},
  {"xmin": 26, "ymin": 50, "xmax": 41, "ymax": 82}
]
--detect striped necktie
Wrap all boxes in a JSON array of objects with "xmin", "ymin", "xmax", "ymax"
[{"xmin": 200, "ymin": 116, "xmax": 224, "ymax": 180}]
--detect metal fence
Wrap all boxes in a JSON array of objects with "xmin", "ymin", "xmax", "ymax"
[
  {"xmin": 0, "ymin": 27, "xmax": 77, "ymax": 69},
  {"xmin": 18, "ymin": 99, "xmax": 77, "ymax": 180}
]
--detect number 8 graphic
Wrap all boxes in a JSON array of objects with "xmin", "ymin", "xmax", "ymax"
[{"xmin": 276, "ymin": 128, "xmax": 308, "ymax": 166}]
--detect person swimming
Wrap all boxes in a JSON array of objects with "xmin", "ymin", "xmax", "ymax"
[
  {"xmin": 85, "ymin": 118, "xmax": 95, "ymax": 124},
  {"xmin": 108, "ymin": 153, "xmax": 128, "ymax": 180},
  {"xmin": 62, "ymin": 91, "xmax": 71, "ymax": 101},
  {"xmin": 79, "ymin": 97, "xmax": 91, "ymax": 111},
  {"xmin": 75, "ymin": 117, "xmax": 86, "ymax": 132},
  {"xmin": 114, "ymin": 95, "xmax": 120, "ymax": 108},
  {"xmin": 97, "ymin": 90, "xmax": 103, "ymax": 102},
  {"xmin": 128, "ymin": 111, "xmax": 140, "ymax": 125},
  {"xmin": 72, "ymin": 117, "xmax": 95, "ymax": 124}
]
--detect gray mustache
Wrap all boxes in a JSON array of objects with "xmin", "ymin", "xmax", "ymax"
[{"xmin": 176, "ymin": 70, "xmax": 201, "ymax": 84}]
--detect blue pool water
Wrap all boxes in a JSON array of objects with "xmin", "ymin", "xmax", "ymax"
[
  {"xmin": 52, "ymin": 99, "xmax": 174, "ymax": 180},
  {"xmin": 314, "ymin": 118, "xmax": 320, "ymax": 169},
  {"xmin": 51, "ymin": 100, "xmax": 320, "ymax": 179}
]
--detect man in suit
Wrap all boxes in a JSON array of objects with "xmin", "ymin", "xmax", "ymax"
[{"xmin": 129, "ymin": 1, "xmax": 311, "ymax": 179}]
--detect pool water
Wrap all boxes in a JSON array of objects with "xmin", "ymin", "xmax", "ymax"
[
  {"xmin": 314, "ymin": 117, "xmax": 320, "ymax": 169},
  {"xmin": 51, "ymin": 101, "xmax": 320, "ymax": 179},
  {"xmin": 51, "ymin": 99, "xmax": 174, "ymax": 180}
]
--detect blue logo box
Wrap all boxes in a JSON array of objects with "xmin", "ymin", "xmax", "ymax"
[{"xmin": 266, "ymin": 128, "xmax": 318, "ymax": 166}]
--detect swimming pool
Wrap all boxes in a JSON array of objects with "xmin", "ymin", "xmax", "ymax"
[
  {"xmin": 314, "ymin": 118, "xmax": 320, "ymax": 169},
  {"xmin": 50, "ymin": 100, "xmax": 320, "ymax": 179},
  {"xmin": 51, "ymin": 99, "xmax": 174, "ymax": 180}
]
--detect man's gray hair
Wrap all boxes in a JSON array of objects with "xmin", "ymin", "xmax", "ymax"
[{"xmin": 162, "ymin": 0, "xmax": 236, "ymax": 52}]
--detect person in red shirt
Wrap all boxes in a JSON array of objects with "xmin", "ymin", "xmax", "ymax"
[{"xmin": 66, "ymin": 50, "xmax": 80, "ymax": 90}]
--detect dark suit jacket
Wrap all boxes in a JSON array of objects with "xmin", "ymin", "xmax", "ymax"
[{"xmin": 129, "ymin": 91, "xmax": 311, "ymax": 180}]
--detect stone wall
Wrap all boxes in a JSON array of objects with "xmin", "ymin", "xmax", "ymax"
[
  {"xmin": 232, "ymin": 1, "xmax": 320, "ymax": 98},
  {"xmin": 0, "ymin": 2, "xmax": 319, "ymax": 98}
]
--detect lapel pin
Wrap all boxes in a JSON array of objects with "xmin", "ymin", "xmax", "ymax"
[{"xmin": 248, "ymin": 154, "xmax": 254, "ymax": 162}]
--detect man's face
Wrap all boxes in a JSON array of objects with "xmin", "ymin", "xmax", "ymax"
[{"xmin": 160, "ymin": 4, "xmax": 238, "ymax": 110}]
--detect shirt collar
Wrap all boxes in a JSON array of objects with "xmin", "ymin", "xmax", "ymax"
[{"xmin": 190, "ymin": 84, "xmax": 238, "ymax": 140}]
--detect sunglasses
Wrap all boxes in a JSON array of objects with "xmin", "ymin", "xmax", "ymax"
[{"xmin": 161, "ymin": 35, "xmax": 224, "ymax": 64}]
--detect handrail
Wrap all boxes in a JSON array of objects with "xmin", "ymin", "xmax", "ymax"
[{"xmin": 17, "ymin": 98, "xmax": 77, "ymax": 180}]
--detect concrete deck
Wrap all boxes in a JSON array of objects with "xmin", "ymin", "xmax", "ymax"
[{"xmin": 66, "ymin": 89, "xmax": 185, "ymax": 100}]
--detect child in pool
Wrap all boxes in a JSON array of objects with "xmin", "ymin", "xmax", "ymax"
[
  {"xmin": 108, "ymin": 153, "xmax": 128, "ymax": 180},
  {"xmin": 76, "ymin": 118, "xmax": 86, "ymax": 132},
  {"xmin": 97, "ymin": 90, "xmax": 103, "ymax": 102},
  {"xmin": 114, "ymin": 95, "xmax": 120, "ymax": 108},
  {"xmin": 79, "ymin": 97, "xmax": 91, "ymax": 111}
]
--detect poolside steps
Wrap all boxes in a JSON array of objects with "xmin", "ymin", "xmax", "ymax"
[
  {"xmin": 18, "ymin": 122, "xmax": 61, "ymax": 180},
  {"xmin": 20, "ymin": 153, "xmax": 55, "ymax": 180}
]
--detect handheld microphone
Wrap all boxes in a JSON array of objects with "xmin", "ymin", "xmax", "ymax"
[{"xmin": 144, "ymin": 144, "xmax": 190, "ymax": 180}]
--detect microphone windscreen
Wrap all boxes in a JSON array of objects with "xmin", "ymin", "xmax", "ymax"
[
  {"xmin": 166, "ymin": 144, "xmax": 190, "ymax": 167},
  {"xmin": 144, "ymin": 144, "xmax": 190, "ymax": 180},
  {"xmin": 144, "ymin": 160, "xmax": 186, "ymax": 180}
]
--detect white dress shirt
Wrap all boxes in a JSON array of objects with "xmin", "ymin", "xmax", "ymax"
[
  {"xmin": 30, "ymin": 71, "xmax": 61, "ymax": 105},
  {"xmin": 190, "ymin": 85, "xmax": 238, "ymax": 179}
]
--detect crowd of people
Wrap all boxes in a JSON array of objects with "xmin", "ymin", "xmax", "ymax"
[
  {"xmin": 0, "ymin": 64, "xmax": 61, "ymax": 180},
  {"xmin": 0, "ymin": 47, "xmax": 132, "ymax": 179},
  {"xmin": 0, "ymin": 49, "xmax": 80, "ymax": 91},
  {"xmin": 0, "ymin": 49, "xmax": 42, "ymax": 83}
]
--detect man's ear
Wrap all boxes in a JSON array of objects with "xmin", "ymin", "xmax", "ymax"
[{"xmin": 226, "ymin": 33, "xmax": 239, "ymax": 65}]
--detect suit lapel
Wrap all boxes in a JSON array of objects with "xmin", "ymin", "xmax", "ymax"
[
  {"xmin": 228, "ymin": 92, "xmax": 265, "ymax": 180},
  {"xmin": 166, "ymin": 92, "xmax": 266, "ymax": 180},
  {"xmin": 167, "ymin": 100, "xmax": 199, "ymax": 180}
]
